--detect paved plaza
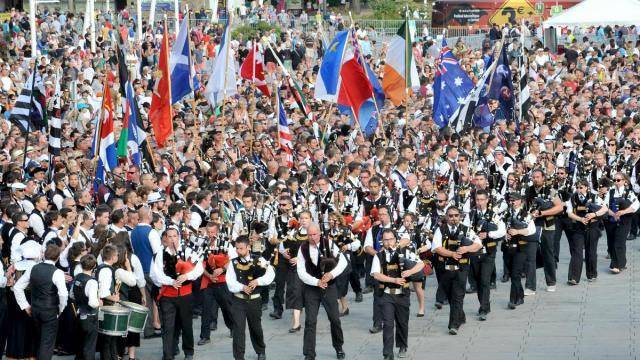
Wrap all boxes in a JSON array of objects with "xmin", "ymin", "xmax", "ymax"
[{"xmin": 58, "ymin": 237, "xmax": 639, "ymax": 360}]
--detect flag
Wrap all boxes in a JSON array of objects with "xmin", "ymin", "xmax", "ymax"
[
  {"xmin": 204, "ymin": 18, "xmax": 237, "ymax": 107},
  {"xmin": 487, "ymin": 45, "xmax": 515, "ymax": 122},
  {"xmin": 450, "ymin": 56, "xmax": 499, "ymax": 133},
  {"xmin": 519, "ymin": 23, "xmax": 531, "ymax": 125},
  {"xmin": 432, "ymin": 38, "xmax": 474, "ymax": 128},
  {"xmin": 286, "ymin": 76, "xmax": 312, "ymax": 120},
  {"xmin": 170, "ymin": 17, "xmax": 194, "ymax": 104},
  {"xmin": 117, "ymin": 82, "xmax": 146, "ymax": 167},
  {"xmin": 314, "ymin": 31, "xmax": 349, "ymax": 102},
  {"xmin": 382, "ymin": 20, "xmax": 420, "ymax": 106},
  {"xmin": 48, "ymin": 80, "xmax": 62, "ymax": 157},
  {"xmin": 93, "ymin": 82, "xmax": 117, "ymax": 185},
  {"xmin": 277, "ymin": 88, "xmax": 293, "ymax": 167},
  {"xmin": 9, "ymin": 62, "xmax": 47, "ymax": 134},
  {"xmin": 149, "ymin": 26, "xmax": 173, "ymax": 148},
  {"xmin": 240, "ymin": 42, "xmax": 270, "ymax": 96}
]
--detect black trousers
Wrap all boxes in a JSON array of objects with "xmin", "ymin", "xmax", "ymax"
[
  {"xmin": 440, "ymin": 267, "xmax": 468, "ymax": 330},
  {"xmin": 0, "ymin": 291, "xmax": 7, "ymax": 357},
  {"xmin": 191, "ymin": 277, "xmax": 203, "ymax": 314},
  {"xmin": 554, "ymin": 216, "xmax": 574, "ymax": 262},
  {"xmin": 348, "ymin": 258, "xmax": 362, "ymax": 294},
  {"xmin": 272, "ymin": 261, "xmax": 287, "ymax": 314},
  {"xmin": 539, "ymin": 228, "xmax": 557, "ymax": 286},
  {"xmin": 302, "ymin": 284, "xmax": 344, "ymax": 359},
  {"xmin": 231, "ymin": 296, "xmax": 265, "ymax": 360},
  {"xmin": 201, "ymin": 283, "xmax": 234, "ymax": 340},
  {"xmin": 569, "ymin": 224, "xmax": 600, "ymax": 282},
  {"xmin": 33, "ymin": 308, "xmax": 58, "ymax": 360},
  {"xmin": 607, "ymin": 218, "xmax": 631, "ymax": 269},
  {"xmin": 380, "ymin": 293, "xmax": 410, "ymax": 357},
  {"xmin": 159, "ymin": 295, "xmax": 194, "ymax": 360},
  {"xmin": 523, "ymin": 241, "xmax": 538, "ymax": 291},
  {"xmin": 433, "ymin": 257, "xmax": 447, "ymax": 304},
  {"xmin": 372, "ymin": 281, "xmax": 383, "ymax": 327},
  {"xmin": 365, "ymin": 255, "xmax": 375, "ymax": 288},
  {"xmin": 505, "ymin": 247, "xmax": 526, "ymax": 304},
  {"xmin": 470, "ymin": 252, "xmax": 495, "ymax": 314},
  {"xmin": 79, "ymin": 314, "xmax": 98, "ymax": 360}
]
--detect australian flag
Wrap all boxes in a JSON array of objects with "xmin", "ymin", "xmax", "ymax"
[
  {"xmin": 487, "ymin": 45, "xmax": 514, "ymax": 122},
  {"xmin": 432, "ymin": 38, "xmax": 474, "ymax": 128}
]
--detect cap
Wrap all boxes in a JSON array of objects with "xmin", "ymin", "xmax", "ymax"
[
  {"xmin": 10, "ymin": 183, "xmax": 26, "ymax": 190},
  {"xmin": 544, "ymin": 135, "xmax": 555, "ymax": 142},
  {"xmin": 509, "ymin": 192, "xmax": 523, "ymax": 200},
  {"xmin": 147, "ymin": 192, "xmax": 165, "ymax": 204},
  {"xmin": 494, "ymin": 146, "xmax": 505, "ymax": 154},
  {"xmin": 177, "ymin": 166, "xmax": 193, "ymax": 175},
  {"xmin": 19, "ymin": 240, "xmax": 42, "ymax": 262},
  {"xmin": 28, "ymin": 166, "xmax": 47, "ymax": 176}
]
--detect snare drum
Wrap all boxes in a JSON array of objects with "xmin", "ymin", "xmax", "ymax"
[
  {"xmin": 98, "ymin": 306, "xmax": 130, "ymax": 336},
  {"xmin": 119, "ymin": 301, "xmax": 149, "ymax": 333}
]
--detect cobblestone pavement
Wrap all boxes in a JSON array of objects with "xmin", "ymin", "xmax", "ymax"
[{"xmin": 58, "ymin": 236, "xmax": 640, "ymax": 360}]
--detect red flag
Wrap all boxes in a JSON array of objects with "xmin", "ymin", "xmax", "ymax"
[
  {"xmin": 149, "ymin": 27, "xmax": 173, "ymax": 148},
  {"xmin": 338, "ymin": 58, "xmax": 373, "ymax": 120},
  {"xmin": 240, "ymin": 44, "xmax": 270, "ymax": 96}
]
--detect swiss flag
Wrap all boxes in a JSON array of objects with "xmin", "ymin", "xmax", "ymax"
[
  {"xmin": 240, "ymin": 43, "xmax": 271, "ymax": 97},
  {"xmin": 149, "ymin": 26, "xmax": 173, "ymax": 148}
]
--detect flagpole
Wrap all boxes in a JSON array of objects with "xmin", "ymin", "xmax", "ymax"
[
  {"xmin": 93, "ymin": 75, "xmax": 107, "ymax": 164},
  {"xmin": 262, "ymin": 38, "xmax": 309, "ymax": 110},
  {"xmin": 22, "ymin": 57, "xmax": 38, "ymax": 173},
  {"xmin": 275, "ymin": 82, "xmax": 280, "ymax": 148},
  {"xmin": 220, "ymin": 12, "xmax": 234, "ymax": 127},
  {"xmin": 348, "ymin": 11, "xmax": 384, "ymax": 142},
  {"xmin": 403, "ymin": 6, "xmax": 410, "ymax": 132}
]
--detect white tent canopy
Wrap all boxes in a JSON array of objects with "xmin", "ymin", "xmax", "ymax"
[{"xmin": 543, "ymin": 0, "xmax": 640, "ymax": 28}]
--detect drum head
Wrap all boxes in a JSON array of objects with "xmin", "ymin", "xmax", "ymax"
[
  {"xmin": 119, "ymin": 301, "xmax": 149, "ymax": 312},
  {"xmin": 100, "ymin": 305, "xmax": 130, "ymax": 315}
]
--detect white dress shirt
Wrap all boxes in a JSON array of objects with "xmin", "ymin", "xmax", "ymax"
[
  {"xmin": 225, "ymin": 255, "xmax": 275, "ymax": 294},
  {"xmin": 149, "ymin": 246, "xmax": 204, "ymax": 287},
  {"xmin": 97, "ymin": 264, "xmax": 137, "ymax": 299},
  {"xmin": 296, "ymin": 241, "xmax": 347, "ymax": 287},
  {"xmin": 13, "ymin": 260, "xmax": 69, "ymax": 314}
]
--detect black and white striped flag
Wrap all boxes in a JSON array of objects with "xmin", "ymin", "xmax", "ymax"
[
  {"xmin": 450, "ymin": 56, "xmax": 499, "ymax": 133},
  {"xmin": 519, "ymin": 23, "xmax": 531, "ymax": 125},
  {"xmin": 9, "ymin": 71, "xmax": 47, "ymax": 134},
  {"xmin": 48, "ymin": 81, "xmax": 62, "ymax": 157}
]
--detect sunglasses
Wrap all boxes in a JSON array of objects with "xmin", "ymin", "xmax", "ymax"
[
  {"xmin": 614, "ymin": 179, "xmax": 624, "ymax": 182},
  {"xmin": 437, "ymin": 199, "xmax": 447, "ymax": 203},
  {"xmin": 448, "ymin": 214, "xmax": 460, "ymax": 218}
]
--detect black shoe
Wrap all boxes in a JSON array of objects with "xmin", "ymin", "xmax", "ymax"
[
  {"xmin": 508, "ymin": 302, "xmax": 516, "ymax": 310},
  {"xmin": 362, "ymin": 286, "xmax": 373, "ymax": 294},
  {"xmin": 479, "ymin": 313, "xmax": 487, "ymax": 321},
  {"xmin": 369, "ymin": 325, "xmax": 382, "ymax": 334},
  {"xmin": 515, "ymin": 298, "xmax": 524, "ymax": 306},
  {"xmin": 197, "ymin": 338, "xmax": 210, "ymax": 346},
  {"xmin": 210, "ymin": 324, "xmax": 217, "ymax": 331},
  {"xmin": 490, "ymin": 281, "xmax": 497, "ymax": 290},
  {"xmin": 567, "ymin": 279, "xmax": 578, "ymax": 286},
  {"xmin": 304, "ymin": 357, "xmax": 315, "ymax": 360},
  {"xmin": 416, "ymin": 312, "xmax": 424, "ymax": 317},
  {"xmin": 448, "ymin": 328, "xmax": 458, "ymax": 335},
  {"xmin": 289, "ymin": 326, "xmax": 301, "ymax": 333},
  {"xmin": 340, "ymin": 308, "xmax": 350, "ymax": 317},
  {"xmin": 398, "ymin": 347, "xmax": 407, "ymax": 358},
  {"xmin": 269, "ymin": 311, "xmax": 283, "ymax": 319},
  {"xmin": 587, "ymin": 277, "xmax": 597, "ymax": 282},
  {"xmin": 434, "ymin": 302, "xmax": 443, "ymax": 310},
  {"xmin": 501, "ymin": 274, "xmax": 510, "ymax": 283},
  {"xmin": 185, "ymin": 355, "xmax": 193, "ymax": 360},
  {"xmin": 442, "ymin": 299, "xmax": 449, "ymax": 305},
  {"xmin": 465, "ymin": 286, "xmax": 476, "ymax": 294},
  {"xmin": 355, "ymin": 292, "xmax": 363, "ymax": 302},
  {"xmin": 257, "ymin": 353, "xmax": 266, "ymax": 360},
  {"xmin": 383, "ymin": 356, "xmax": 394, "ymax": 360},
  {"xmin": 336, "ymin": 349, "xmax": 346, "ymax": 359}
]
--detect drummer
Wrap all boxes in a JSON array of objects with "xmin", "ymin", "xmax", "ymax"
[
  {"xmin": 72, "ymin": 254, "xmax": 100, "ymax": 360},
  {"xmin": 97, "ymin": 244, "xmax": 137, "ymax": 360}
]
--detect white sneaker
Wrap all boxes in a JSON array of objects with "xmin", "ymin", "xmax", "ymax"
[
  {"xmin": 524, "ymin": 289, "xmax": 536, "ymax": 296},
  {"xmin": 547, "ymin": 285, "xmax": 556, "ymax": 292}
]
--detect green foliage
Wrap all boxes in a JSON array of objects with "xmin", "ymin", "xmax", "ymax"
[
  {"xmin": 232, "ymin": 21, "xmax": 281, "ymax": 40},
  {"xmin": 369, "ymin": 0, "xmax": 401, "ymax": 19}
]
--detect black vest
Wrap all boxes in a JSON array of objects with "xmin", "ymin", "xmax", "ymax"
[
  {"xmin": 96, "ymin": 264, "xmax": 115, "ymax": 305},
  {"xmin": 231, "ymin": 255, "xmax": 267, "ymax": 294},
  {"xmin": 470, "ymin": 209, "xmax": 499, "ymax": 254},
  {"xmin": 73, "ymin": 272, "xmax": 96, "ymax": 315},
  {"xmin": 190, "ymin": 205, "xmax": 207, "ymax": 228},
  {"xmin": 300, "ymin": 239, "xmax": 337, "ymax": 285},
  {"xmin": 441, "ymin": 225, "xmax": 470, "ymax": 268},
  {"xmin": 27, "ymin": 210, "xmax": 45, "ymax": 240},
  {"xmin": 376, "ymin": 249, "xmax": 409, "ymax": 294},
  {"xmin": 30, "ymin": 262, "xmax": 60, "ymax": 313},
  {"xmin": 1, "ymin": 222, "xmax": 15, "ymax": 260}
]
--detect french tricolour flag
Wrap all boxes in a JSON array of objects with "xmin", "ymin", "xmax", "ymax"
[{"xmin": 277, "ymin": 87, "xmax": 294, "ymax": 167}]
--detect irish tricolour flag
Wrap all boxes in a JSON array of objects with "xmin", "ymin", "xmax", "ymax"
[{"xmin": 382, "ymin": 20, "xmax": 421, "ymax": 106}]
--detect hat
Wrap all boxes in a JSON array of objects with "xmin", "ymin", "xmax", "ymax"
[
  {"xmin": 147, "ymin": 192, "xmax": 165, "ymax": 204},
  {"xmin": 15, "ymin": 240, "xmax": 42, "ymax": 270},
  {"xmin": 509, "ymin": 192, "xmax": 523, "ymax": 200},
  {"xmin": 544, "ymin": 135, "xmax": 555, "ymax": 142},
  {"xmin": 10, "ymin": 183, "xmax": 26, "ymax": 190},
  {"xmin": 177, "ymin": 166, "xmax": 193, "ymax": 175},
  {"xmin": 494, "ymin": 146, "xmax": 505, "ymax": 154},
  {"xmin": 28, "ymin": 166, "xmax": 47, "ymax": 176}
]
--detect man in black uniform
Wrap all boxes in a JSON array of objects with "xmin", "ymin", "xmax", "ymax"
[
  {"xmin": 297, "ymin": 222, "xmax": 347, "ymax": 360},
  {"xmin": 526, "ymin": 169, "xmax": 564, "ymax": 293},
  {"xmin": 431, "ymin": 206, "xmax": 482, "ymax": 335},
  {"xmin": 463, "ymin": 190, "xmax": 506, "ymax": 321},
  {"xmin": 226, "ymin": 235, "xmax": 275, "ymax": 360},
  {"xmin": 13, "ymin": 244, "xmax": 68, "ymax": 360},
  {"xmin": 72, "ymin": 254, "xmax": 100, "ymax": 360},
  {"xmin": 566, "ymin": 180, "xmax": 609, "ymax": 283},
  {"xmin": 371, "ymin": 229, "xmax": 424, "ymax": 359}
]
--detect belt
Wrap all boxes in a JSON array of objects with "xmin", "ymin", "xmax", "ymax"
[
  {"xmin": 384, "ymin": 288, "xmax": 405, "ymax": 295},
  {"xmin": 438, "ymin": 256, "xmax": 468, "ymax": 264},
  {"xmin": 234, "ymin": 293, "xmax": 261, "ymax": 300},
  {"xmin": 518, "ymin": 241, "xmax": 528, "ymax": 245},
  {"xmin": 486, "ymin": 241, "xmax": 497, "ymax": 247}
]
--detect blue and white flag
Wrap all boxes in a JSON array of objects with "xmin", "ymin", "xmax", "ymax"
[
  {"xmin": 170, "ymin": 17, "xmax": 193, "ymax": 104},
  {"xmin": 314, "ymin": 31, "xmax": 349, "ymax": 102},
  {"xmin": 204, "ymin": 18, "xmax": 237, "ymax": 107},
  {"xmin": 432, "ymin": 38, "xmax": 474, "ymax": 128}
]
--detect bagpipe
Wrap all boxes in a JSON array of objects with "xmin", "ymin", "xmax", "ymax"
[{"xmin": 318, "ymin": 237, "xmax": 338, "ymax": 275}]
